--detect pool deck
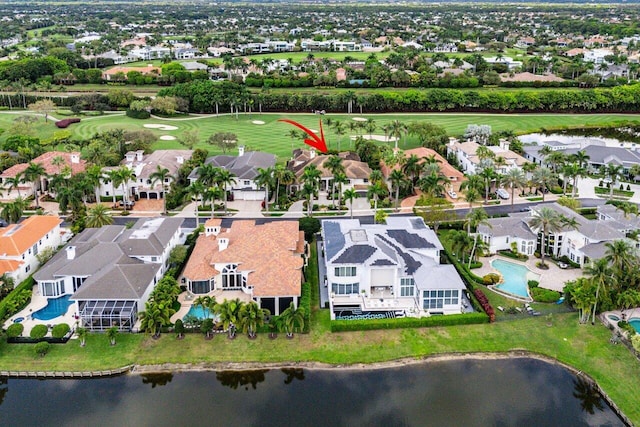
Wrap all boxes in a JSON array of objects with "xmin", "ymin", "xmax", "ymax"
[
  {"xmin": 170, "ymin": 289, "xmax": 252, "ymax": 324},
  {"xmin": 4, "ymin": 285, "xmax": 78, "ymax": 336},
  {"xmin": 475, "ymin": 255, "xmax": 583, "ymax": 293}
]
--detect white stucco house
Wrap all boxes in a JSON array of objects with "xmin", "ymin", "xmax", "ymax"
[
  {"xmin": 477, "ymin": 203, "xmax": 639, "ymax": 267},
  {"xmin": 0, "ymin": 216, "xmax": 64, "ymax": 284},
  {"xmin": 33, "ymin": 218, "xmax": 184, "ymax": 331},
  {"xmin": 447, "ymin": 139, "xmax": 528, "ymax": 175},
  {"xmin": 321, "ymin": 217, "xmax": 469, "ymax": 320}
]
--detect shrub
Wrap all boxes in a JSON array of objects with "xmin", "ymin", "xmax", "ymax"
[
  {"xmin": 497, "ymin": 250, "xmax": 528, "ymax": 261},
  {"xmin": 536, "ymin": 261, "xmax": 549, "ymax": 270},
  {"xmin": 627, "ymin": 184, "xmax": 632, "ymax": 191},
  {"xmin": 530, "ymin": 287, "xmax": 561, "ymax": 303},
  {"xmin": 6, "ymin": 322, "xmax": 23, "ymax": 338},
  {"xmin": 34, "ymin": 341, "xmax": 50, "ymax": 357},
  {"xmin": 528, "ymin": 280, "xmax": 540, "ymax": 288},
  {"xmin": 330, "ymin": 312, "xmax": 489, "ymax": 332},
  {"xmin": 482, "ymin": 273, "xmax": 501, "ymax": 285},
  {"xmin": 174, "ymin": 319, "xmax": 185, "ymax": 336},
  {"xmin": 299, "ymin": 217, "xmax": 321, "ymax": 242},
  {"xmin": 51, "ymin": 323, "xmax": 70, "ymax": 339},
  {"xmin": 54, "ymin": 118, "xmax": 81, "ymax": 128},
  {"xmin": 30, "ymin": 324, "xmax": 48, "ymax": 339},
  {"xmin": 300, "ymin": 282, "xmax": 311, "ymax": 333},
  {"xmin": 632, "ymin": 334, "xmax": 640, "ymax": 352},
  {"xmin": 0, "ymin": 277, "xmax": 33, "ymax": 323},
  {"xmin": 125, "ymin": 109, "xmax": 150, "ymax": 119},
  {"xmin": 469, "ymin": 261, "xmax": 482, "ymax": 269},
  {"xmin": 474, "ymin": 289, "xmax": 495, "ymax": 322}
]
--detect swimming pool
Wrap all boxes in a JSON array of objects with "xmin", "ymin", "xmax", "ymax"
[
  {"xmin": 32, "ymin": 295, "xmax": 73, "ymax": 321},
  {"xmin": 629, "ymin": 318, "xmax": 640, "ymax": 334},
  {"xmin": 492, "ymin": 259, "xmax": 539, "ymax": 299},
  {"xmin": 183, "ymin": 305, "xmax": 219, "ymax": 321}
]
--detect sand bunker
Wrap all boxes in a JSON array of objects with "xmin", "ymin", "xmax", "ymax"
[
  {"xmin": 350, "ymin": 134, "xmax": 398, "ymax": 142},
  {"xmin": 144, "ymin": 124, "xmax": 179, "ymax": 131},
  {"xmin": 308, "ymin": 129, "xmax": 319, "ymax": 133},
  {"xmin": 252, "ymin": 120, "xmax": 266, "ymax": 125},
  {"xmin": 159, "ymin": 135, "xmax": 177, "ymax": 141},
  {"xmin": 352, "ymin": 117, "xmax": 367, "ymax": 122}
]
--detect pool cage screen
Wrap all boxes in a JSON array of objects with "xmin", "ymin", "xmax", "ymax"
[{"xmin": 78, "ymin": 300, "xmax": 137, "ymax": 331}]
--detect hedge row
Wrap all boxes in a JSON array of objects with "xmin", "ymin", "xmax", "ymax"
[
  {"xmin": 474, "ymin": 289, "xmax": 496, "ymax": 323},
  {"xmin": 300, "ymin": 282, "xmax": 311, "ymax": 333},
  {"xmin": 497, "ymin": 250, "xmax": 528, "ymax": 261},
  {"xmin": 0, "ymin": 277, "xmax": 34, "ymax": 324},
  {"xmin": 55, "ymin": 118, "xmax": 80, "ymax": 128},
  {"xmin": 330, "ymin": 312, "xmax": 489, "ymax": 332}
]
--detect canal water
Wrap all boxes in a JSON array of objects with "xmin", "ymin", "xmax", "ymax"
[{"xmin": 0, "ymin": 358, "xmax": 625, "ymax": 427}]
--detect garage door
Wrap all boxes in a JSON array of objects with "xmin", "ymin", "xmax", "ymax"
[{"xmin": 235, "ymin": 191, "xmax": 263, "ymax": 201}]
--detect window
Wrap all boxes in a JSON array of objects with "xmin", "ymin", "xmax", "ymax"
[
  {"xmin": 191, "ymin": 280, "xmax": 212, "ymax": 294},
  {"xmin": 73, "ymin": 276, "xmax": 86, "ymax": 292},
  {"xmin": 151, "ymin": 256, "xmax": 158, "ymax": 262},
  {"xmin": 222, "ymin": 264, "xmax": 243, "ymax": 289},
  {"xmin": 25, "ymin": 265, "xmax": 30, "ymax": 273},
  {"xmin": 334, "ymin": 266, "xmax": 356, "ymax": 277},
  {"xmin": 422, "ymin": 290, "xmax": 459, "ymax": 310},
  {"xmin": 400, "ymin": 277, "xmax": 414, "ymax": 297},
  {"xmin": 42, "ymin": 280, "xmax": 62, "ymax": 297},
  {"xmin": 32, "ymin": 244, "xmax": 38, "ymax": 256},
  {"xmin": 244, "ymin": 180, "xmax": 251, "ymax": 186},
  {"xmin": 331, "ymin": 283, "xmax": 359, "ymax": 295}
]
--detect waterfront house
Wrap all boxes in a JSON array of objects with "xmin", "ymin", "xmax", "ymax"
[
  {"xmin": 33, "ymin": 218, "xmax": 184, "ymax": 331},
  {"xmin": 321, "ymin": 217, "xmax": 467, "ymax": 319},
  {"xmin": 181, "ymin": 219, "xmax": 306, "ymax": 315}
]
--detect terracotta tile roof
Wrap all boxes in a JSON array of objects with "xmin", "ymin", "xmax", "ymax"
[
  {"xmin": 0, "ymin": 259, "xmax": 23, "ymax": 276},
  {"xmin": 183, "ymin": 220, "xmax": 304, "ymax": 297},
  {"xmin": 381, "ymin": 147, "xmax": 465, "ymax": 182},
  {"xmin": 0, "ymin": 216, "xmax": 62, "ymax": 256},
  {"xmin": 1, "ymin": 151, "xmax": 86, "ymax": 178},
  {"xmin": 204, "ymin": 218, "xmax": 222, "ymax": 227}
]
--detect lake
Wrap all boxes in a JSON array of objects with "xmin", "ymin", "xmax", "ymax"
[{"xmin": 0, "ymin": 358, "xmax": 626, "ymax": 427}]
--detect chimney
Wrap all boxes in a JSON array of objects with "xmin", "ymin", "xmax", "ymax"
[
  {"xmin": 136, "ymin": 150, "xmax": 144, "ymax": 161},
  {"xmin": 125, "ymin": 152, "xmax": 135, "ymax": 162},
  {"xmin": 218, "ymin": 237, "xmax": 229, "ymax": 251},
  {"xmin": 309, "ymin": 148, "xmax": 316, "ymax": 159},
  {"xmin": 176, "ymin": 155, "xmax": 184, "ymax": 165},
  {"xmin": 70, "ymin": 153, "xmax": 80, "ymax": 164},
  {"xmin": 238, "ymin": 145, "xmax": 245, "ymax": 157},
  {"xmin": 66, "ymin": 246, "xmax": 76, "ymax": 260},
  {"xmin": 499, "ymin": 139, "xmax": 510, "ymax": 151},
  {"xmin": 205, "ymin": 225, "xmax": 220, "ymax": 237}
]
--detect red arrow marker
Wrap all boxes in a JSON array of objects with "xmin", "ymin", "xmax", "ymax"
[{"xmin": 278, "ymin": 118, "xmax": 328, "ymax": 153}]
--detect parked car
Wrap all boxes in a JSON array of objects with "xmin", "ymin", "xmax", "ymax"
[
  {"xmin": 496, "ymin": 188, "xmax": 510, "ymax": 200},
  {"xmin": 119, "ymin": 200, "xmax": 135, "ymax": 208},
  {"xmin": 448, "ymin": 190, "xmax": 458, "ymax": 199}
]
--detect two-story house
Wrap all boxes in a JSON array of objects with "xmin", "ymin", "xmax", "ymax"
[
  {"xmin": 0, "ymin": 216, "xmax": 64, "ymax": 283},
  {"xmin": 33, "ymin": 217, "xmax": 184, "ymax": 331},
  {"xmin": 321, "ymin": 217, "xmax": 468, "ymax": 320},
  {"xmin": 448, "ymin": 139, "xmax": 528, "ymax": 175}
]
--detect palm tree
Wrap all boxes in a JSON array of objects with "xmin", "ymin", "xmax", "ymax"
[
  {"xmin": 333, "ymin": 172, "xmax": 348, "ymax": 210},
  {"xmin": 604, "ymin": 239, "xmax": 633, "ymax": 284},
  {"xmin": 4, "ymin": 171, "xmax": 24, "ymax": 197},
  {"xmin": 214, "ymin": 169, "xmax": 237, "ymax": 214},
  {"xmin": 85, "ymin": 204, "xmax": 113, "ymax": 228},
  {"xmin": 238, "ymin": 301, "xmax": 270, "ymax": 339},
  {"xmin": 214, "ymin": 298, "xmax": 244, "ymax": 339},
  {"xmin": 606, "ymin": 164, "xmax": 624, "ymax": 201},
  {"xmin": 203, "ymin": 186, "xmax": 224, "ymax": 219},
  {"xmin": 138, "ymin": 301, "xmax": 166, "ymax": 338},
  {"xmin": 114, "ymin": 166, "xmax": 135, "ymax": 212},
  {"xmin": 402, "ymin": 154, "xmax": 423, "ymax": 194},
  {"xmin": 465, "ymin": 207, "xmax": 490, "ymax": 269},
  {"xmin": 301, "ymin": 164, "xmax": 321, "ymax": 215},
  {"xmin": 103, "ymin": 169, "xmax": 120, "ymax": 207},
  {"xmin": 279, "ymin": 302, "xmax": 305, "ymax": 338},
  {"xmin": 532, "ymin": 167, "xmax": 555, "ymax": 202},
  {"xmin": 388, "ymin": 120, "xmax": 407, "ymax": 150},
  {"xmin": 343, "ymin": 188, "xmax": 357, "ymax": 218},
  {"xmin": 572, "ymin": 150, "xmax": 590, "ymax": 170},
  {"xmin": 528, "ymin": 207, "xmax": 563, "ymax": 268},
  {"xmin": 24, "ymin": 162, "xmax": 47, "ymax": 209},
  {"xmin": 478, "ymin": 166, "xmax": 498, "ymax": 204},
  {"xmin": 107, "ymin": 326, "xmax": 119, "ymax": 346},
  {"xmin": 389, "ymin": 169, "xmax": 407, "ymax": 211},
  {"xmin": 150, "ymin": 166, "xmax": 170, "ymax": 215},
  {"xmin": 325, "ymin": 155, "xmax": 344, "ymax": 207},
  {"xmin": 255, "ymin": 167, "xmax": 275, "ymax": 212},
  {"xmin": 584, "ymin": 258, "xmax": 613, "ymax": 325},
  {"xmin": 332, "ymin": 120, "xmax": 346, "ymax": 151},
  {"xmin": 501, "ymin": 168, "xmax": 526, "ymax": 212},
  {"xmin": 367, "ymin": 181, "xmax": 388, "ymax": 224},
  {"xmin": 463, "ymin": 186, "xmax": 481, "ymax": 208},
  {"xmin": 76, "ymin": 327, "xmax": 87, "ymax": 347}
]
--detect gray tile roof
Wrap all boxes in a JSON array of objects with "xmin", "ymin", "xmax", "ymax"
[
  {"xmin": 189, "ymin": 151, "xmax": 276, "ymax": 181},
  {"xmin": 479, "ymin": 214, "xmax": 537, "ymax": 240}
]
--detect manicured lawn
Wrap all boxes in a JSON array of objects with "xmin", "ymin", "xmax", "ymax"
[
  {"xmin": 0, "ymin": 313, "xmax": 638, "ymax": 423},
  {"xmin": 3, "ymin": 111, "xmax": 639, "ymax": 163}
]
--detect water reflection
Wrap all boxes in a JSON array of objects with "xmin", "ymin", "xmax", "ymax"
[
  {"xmin": 0, "ymin": 377, "xmax": 7, "ymax": 407},
  {"xmin": 281, "ymin": 368, "xmax": 305, "ymax": 384},
  {"xmin": 141, "ymin": 373, "xmax": 174, "ymax": 388},
  {"xmin": 573, "ymin": 376, "xmax": 605, "ymax": 415},
  {"xmin": 215, "ymin": 370, "xmax": 268, "ymax": 390}
]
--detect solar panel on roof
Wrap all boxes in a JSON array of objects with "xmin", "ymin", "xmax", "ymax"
[
  {"xmin": 387, "ymin": 229, "xmax": 433, "ymax": 249},
  {"xmin": 324, "ymin": 221, "xmax": 345, "ymax": 260},
  {"xmin": 410, "ymin": 218, "xmax": 426, "ymax": 229},
  {"xmin": 334, "ymin": 245, "xmax": 376, "ymax": 264}
]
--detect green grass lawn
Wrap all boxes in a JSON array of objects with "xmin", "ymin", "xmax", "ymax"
[{"xmin": 2, "ymin": 111, "xmax": 639, "ymax": 163}]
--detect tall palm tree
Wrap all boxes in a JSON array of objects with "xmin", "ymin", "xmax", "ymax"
[
  {"xmin": 255, "ymin": 167, "xmax": 275, "ymax": 212},
  {"xmin": 301, "ymin": 164, "xmax": 321, "ymax": 215},
  {"xmin": 465, "ymin": 207, "xmax": 490, "ymax": 269},
  {"xmin": 501, "ymin": 168, "xmax": 526, "ymax": 212},
  {"xmin": 24, "ymin": 162, "xmax": 47, "ymax": 209},
  {"xmin": 278, "ymin": 302, "xmax": 305, "ymax": 338},
  {"xmin": 389, "ymin": 169, "xmax": 407, "ymax": 211},
  {"xmin": 606, "ymin": 164, "xmax": 624, "ymax": 201},
  {"xmin": 114, "ymin": 166, "xmax": 135, "ymax": 212},
  {"xmin": 388, "ymin": 120, "xmax": 407, "ymax": 150},
  {"xmin": 325, "ymin": 155, "xmax": 344, "ymax": 207},
  {"xmin": 103, "ymin": 169, "xmax": 120, "ymax": 207},
  {"xmin": 197, "ymin": 163, "xmax": 219, "ymax": 187},
  {"xmin": 333, "ymin": 172, "xmax": 348, "ymax": 209},
  {"xmin": 85, "ymin": 204, "xmax": 113, "ymax": 228},
  {"xmin": 532, "ymin": 167, "xmax": 555, "ymax": 202},
  {"xmin": 214, "ymin": 168, "xmax": 237, "ymax": 214},
  {"xmin": 572, "ymin": 150, "xmax": 590, "ymax": 170},
  {"xmin": 528, "ymin": 206, "xmax": 563, "ymax": 268},
  {"xmin": 604, "ymin": 239, "xmax": 633, "ymax": 283},
  {"xmin": 478, "ymin": 166, "xmax": 498, "ymax": 204},
  {"xmin": 150, "ymin": 165, "xmax": 171, "ymax": 215},
  {"xmin": 402, "ymin": 154, "xmax": 423, "ymax": 194},
  {"xmin": 5, "ymin": 171, "xmax": 24, "ymax": 197},
  {"xmin": 584, "ymin": 258, "xmax": 613, "ymax": 325},
  {"xmin": 238, "ymin": 301, "xmax": 270, "ymax": 339},
  {"xmin": 332, "ymin": 120, "xmax": 346, "ymax": 151},
  {"xmin": 367, "ymin": 181, "xmax": 388, "ymax": 224},
  {"xmin": 343, "ymin": 188, "xmax": 357, "ymax": 218},
  {"xmin": 84, "ymin": 164, "xmax": 104, "ymax": 204}
]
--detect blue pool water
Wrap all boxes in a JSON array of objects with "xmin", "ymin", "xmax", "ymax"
[
  {"xmin": 492, "ymin": 259, "xmax": 539, "ymax": 299},
  {"xmin": 629, "ymin": 318, "xmax": 640, "ymax": 334},
  {"xmin": 32, "ymin": 295, "xmax": 73, "ymax": 321},
  {"xmin": 183, "ymin": 305, "xmax": 218, "ymax": 321}
]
